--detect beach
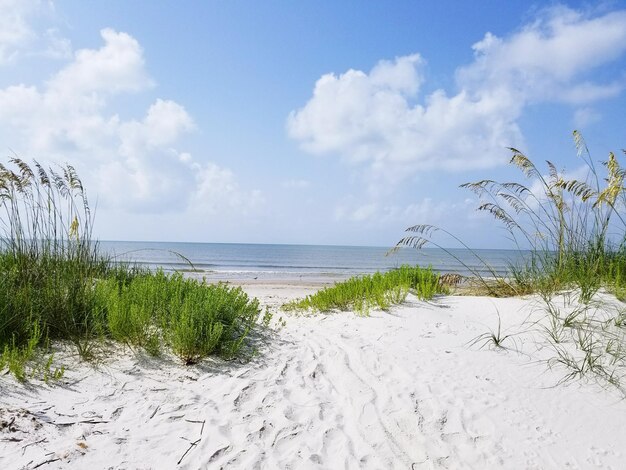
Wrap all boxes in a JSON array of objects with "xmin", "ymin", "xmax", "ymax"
[
  {"xmin": 2, "ymin": 282, "xmax": 625, "ymax": 469},
  {"xmin": 2, "ymin": 1, "xmax": 626, "ymax": 468}
]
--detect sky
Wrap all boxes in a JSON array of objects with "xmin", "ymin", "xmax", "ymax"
[{"xmin": 0, "ymin": 0, "xmax": 625, "ymax": 248}]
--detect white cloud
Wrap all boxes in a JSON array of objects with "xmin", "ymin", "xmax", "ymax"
[
  {"xmin": 288, "ymin": 54, "xmax": 524, "ymax": 178},
  {"xmin": 349, "ymin": 203, "xmax": 379, "ymax": 222},
  {"xmin": 119, "ymin": 99, "xmax": 194, "ymax": 156},
  {"xmin": 334, "ymin": 197, "xmax": 460, "ymax": 226},
  {"xmin": 191, "ymin": 162, "xmax": 264, "ymax": 215},
  {"xmin": 0, "ymin": 0, "xmax": 37, "ymax": 64},
  {"xmin": 459, "ymin": 7, "xmax": 626, "ymax": 102},
  {"xmin": 49, "ymin": 29, "xmax": 153, "ymax": 96},
  {"xmin": 281, "ymin": 178, "xmax": 311, "ymax": 189},
  {"xmin": 40, "ymin": 28, "xmax": 72, "ymax": 60},
  {"xmin": 0, "ymin": 0, "xmax": 71, "ymax": 64},
  {"xmin": 288, "ymin": 6, "xmax": 626, "ymax": 182},
  {"xmin": 0, "ymin": 27, "xmax": 261, "ymax": 217}
]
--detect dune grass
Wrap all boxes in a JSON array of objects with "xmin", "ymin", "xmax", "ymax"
[
  {"xmin": 284, "ymin": 265, "xmax": 446, "ymax": 315},
  {"xmin": 395, "ymin": 131, "xmax": 626, "ymax": 389},
  {"xmin": 0, "ymin": 159, "xmax": 261, "ymax": 379},
  {"xmin": 397, "ymin": 131, "xmax": 626, "ymax": 299}
]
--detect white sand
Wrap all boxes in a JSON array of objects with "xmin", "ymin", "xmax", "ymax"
[{"xmin": 1, "ymin": 285, "xmax": 625, "ymax": 469}]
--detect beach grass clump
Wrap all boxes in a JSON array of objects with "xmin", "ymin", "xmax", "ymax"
[
  {"xmin": 396, "ymin": 131, "xmax": 626, "ymax": 298},
  {"xmin": 0, "ymin": 158, "xmax": 110, "ymax": 361},
  {"xmin": 0, "ymin": 159, "xmax": 261, "ymax": 379},
  {"xmin": 284, "ymin": 265, "xmax": 445, "ymax": 315}
]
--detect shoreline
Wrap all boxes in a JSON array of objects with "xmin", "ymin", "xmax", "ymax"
[{"xmin": 1, "ymin": 284, "xmax": 626, "ymax": 468}]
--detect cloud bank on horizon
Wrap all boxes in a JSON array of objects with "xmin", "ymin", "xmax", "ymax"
[
  {"xmin": 0, "ymin": 2, "xmax": 624, "ymax": 245},
  {"xmin": 288, "ymin": 6, "xmax": 626, "ymax": 185}
]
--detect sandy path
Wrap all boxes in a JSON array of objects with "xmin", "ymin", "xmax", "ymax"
[{"xmin": 1, "ymin": 287, "xmax": 625, "ymax": 469}]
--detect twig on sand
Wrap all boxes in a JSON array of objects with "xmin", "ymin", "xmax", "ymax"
[
  {"xmin": 21, "ymin": 438, "xmax": 47, "ymax": 455},
  {"xmin": 33, "ymin": 457, "xmax": 61, "ymax": 468},
  {"xmin": 53, "ymin": 419, "xmax": 109, "ymax": 426},
  {"xmin": 177, "ymin": 438, "xmax": 201, "ymax": 465},
  {"xmin": 149, "ymin": 405, "xmax": 160, "ymax": 420}
]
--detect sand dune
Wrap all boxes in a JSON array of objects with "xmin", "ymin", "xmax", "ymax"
[{"xmin": 1, "ymin": 285, "xmax": 625, "ymax": 469}]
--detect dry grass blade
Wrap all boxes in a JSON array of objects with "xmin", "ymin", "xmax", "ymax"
[
  {"xmin": 509, "ymin": 148, "xmax": 540, "ymax": 179},
  {"xmin": 476, "ymin": 203, "xmax": 520, "ymax": 230},
  {"xmin": 497, "ymin": 192, "xmax": 527, "ymax": 215},
  {"xmin": 459, "ymin": 179, "xmax": 498, "ymax": 196},
  {"xmin": 501, "ymin": 181, "xmax": 531, "ymax": 196},
  {"xmin": 404, "ymin": 223, "xmax": 439, "ymax": 237}
]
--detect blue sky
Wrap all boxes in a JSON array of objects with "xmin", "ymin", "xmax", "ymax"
[{"xmin": 0, "ymin": 1, "xmax": 625, "ymax": 248}]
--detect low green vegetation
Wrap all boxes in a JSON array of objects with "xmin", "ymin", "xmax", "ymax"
[
  {"xmin": 284, "ymin": 265, "xmax": 446, "ymax": 315},
  {"xmin": 0, "ymin": 159, "xmax": 261, "ymax": 380},
  {"xmin": 95, "ymin": 272, "xmax": 260, "ymax": 364},
  {"xmin": 396, "ymin": 131, "xmax": 626, "ymax": 390}
]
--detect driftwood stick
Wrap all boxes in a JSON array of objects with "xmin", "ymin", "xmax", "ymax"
[{"xmin": 177, "ymin": 438, "xmax": 201, "ymax": 465}]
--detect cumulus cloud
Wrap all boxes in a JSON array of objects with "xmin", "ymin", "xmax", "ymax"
[
  {"xmin": 0, "ymin": 27, "xmax": 260, "ymax": 216},
  {"xmin": 49, "ymin": 28, "xmax": 153, "ymax": 96},
  {"xmin": 288, "ymin": 54, "xmax": 524, "ymax": 178},
  {"xmin": 459, "ymin": 7, "xmax": 626, "ymax": 102},
  {"xmin": 288, "ymin": 6, "xmax": 626, "ymax": 181}
]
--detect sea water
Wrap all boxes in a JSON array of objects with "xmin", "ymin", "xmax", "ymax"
[{"xmin": 98, "ymin": 241, "xmax": 529, "ymax": 282}]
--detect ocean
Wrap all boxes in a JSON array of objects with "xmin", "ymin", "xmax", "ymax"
[{"xmin": 98, "ymin": 241, "xmax": 529, "ymax": 282}]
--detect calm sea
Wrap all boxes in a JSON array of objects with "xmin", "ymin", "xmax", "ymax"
[{"xmin": 98, "ymin": 241, "xmax": 529, "ymax": 282}]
